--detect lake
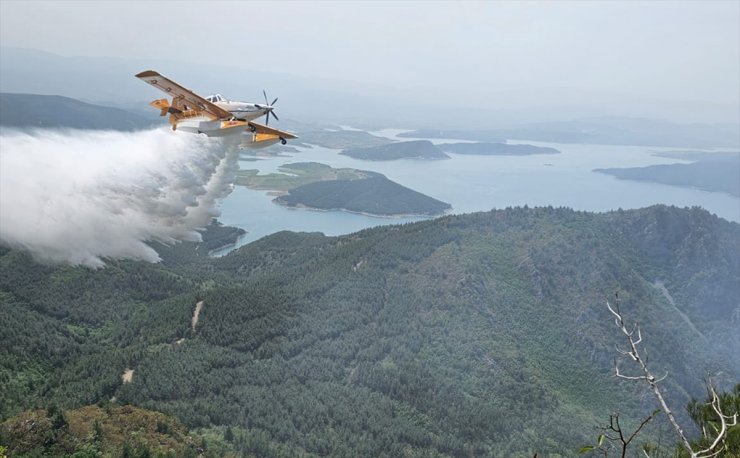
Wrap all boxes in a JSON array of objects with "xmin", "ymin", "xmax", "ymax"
[{"xmin": 214, "ymin": 129, "xmax": 740, "ymax": 252}]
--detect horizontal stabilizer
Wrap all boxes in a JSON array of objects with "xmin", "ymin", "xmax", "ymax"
[{"xmin": 149, "ymin": 98, "xmax": 182, "ymax": 116}]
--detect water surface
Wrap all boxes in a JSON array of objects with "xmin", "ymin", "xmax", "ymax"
[{"xmin": 215, "ymin": 131, "xmax": 740, "ymax": 252}]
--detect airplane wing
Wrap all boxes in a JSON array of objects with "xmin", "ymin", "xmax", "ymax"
[
  {"xmin": 247, "ymin": 121, "xmax": 299, "ymax": 139},
  {"xmin": 135, "ymin": 70, "xmax": 233, "ymax": 120}
]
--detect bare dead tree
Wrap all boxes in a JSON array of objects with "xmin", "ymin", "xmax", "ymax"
[
  {"xmin": 607, "ymin": 294, "xmax": 737, "ymax": 458},
  {"xmin": 580, "ymin": 410, "xmax": 659, "ymax": 457},
  {"xmin": 605, "ymin": 411, "xmax": 658, "ymax": 458}
]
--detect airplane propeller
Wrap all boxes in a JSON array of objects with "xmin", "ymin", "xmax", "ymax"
[{"xmin": 256, "ymin": 90, "xmax": 280, "ymax": 125}]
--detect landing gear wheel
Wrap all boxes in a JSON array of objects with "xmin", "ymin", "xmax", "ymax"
[
  {"xmin": 250, "ymin": 125, "xmax": 256, "ymax": 133},
  {"xmin": 280, "ymin": 137, "xmax": 287, "ymax": 145}
]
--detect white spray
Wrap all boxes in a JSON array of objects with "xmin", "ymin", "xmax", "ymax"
[{"xmin": 0, "ymin": 127, "xmax": 239, "ymax": 267}]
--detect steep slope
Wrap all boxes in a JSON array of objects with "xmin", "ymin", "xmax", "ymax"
[{"xmin": 1, "ymin": 206, "xmax": 738, "ymax": 456}]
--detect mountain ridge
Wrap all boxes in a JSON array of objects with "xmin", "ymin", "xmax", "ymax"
[
  {"xmin": 0, "ymin": 93, "xmax": 153, "ymax": 130},
  {"xmin": 1, "ymin": 205, "xmax": 738, "ymax": 456}
]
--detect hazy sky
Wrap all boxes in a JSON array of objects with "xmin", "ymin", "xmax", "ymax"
[{"xmin": 1, "ymin": 1, "xmax": 739, "ymax": 112}]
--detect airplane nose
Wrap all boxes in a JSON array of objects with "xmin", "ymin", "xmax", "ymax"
[{"xmin": 259, "ymin": 91, "xmax": 280, "ymax": 124}]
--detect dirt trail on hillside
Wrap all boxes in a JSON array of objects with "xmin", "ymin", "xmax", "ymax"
[
  {"xmin": 653, "ymin": 281, "xmax": 707, "ymax": 342},
  {"xmin": 191, "ymin": 300, "xmax": 204, "ymax": 332},
  {"xmin": 119, "ymin": 301, "xmax": 203, "ymax": 387}
]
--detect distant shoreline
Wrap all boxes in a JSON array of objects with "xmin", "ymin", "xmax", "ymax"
[{"xmin": 594, "ymin": 157, "xmax": 740, "ymax": 198}]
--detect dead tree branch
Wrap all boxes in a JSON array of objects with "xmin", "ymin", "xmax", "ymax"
[
  {"xmin": 607, "ymin": 294, "xmax": 736, "ymax": 458},
  {"xmin": 607, "ymin": 296, "xmax": 695, "ymax": 455}
]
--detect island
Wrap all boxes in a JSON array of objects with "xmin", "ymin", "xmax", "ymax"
[
  {"xmin": 594, "ymin": 153, "xmax": 740, "ymax": 197},
  {"xmin": 341, "ymin": 140, "xmax": 449, "ymax": 161},
  {"xmin": 296, "ymin": 130, "xmax": 393, "ymax": 149},
  {"xmin": 236, "ymin": 162, "xmax": 451, "ymax": 216},
  {"xmin": 438, "ymin": 142, "xmax": 560, "ymax": 155}
]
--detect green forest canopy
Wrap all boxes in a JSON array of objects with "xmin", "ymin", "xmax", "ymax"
[{"xmin": 1, "ymin": 205, "xmax": 738, "ymax": 456}]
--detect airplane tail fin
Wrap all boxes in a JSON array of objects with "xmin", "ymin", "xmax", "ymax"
[
  {"xmin": 148, "ymin": 99, "xmax": 180, "ymax": 130},
  {"xmin": 149, "ymin": 99, "xmax": 179, "ymax": 116}
]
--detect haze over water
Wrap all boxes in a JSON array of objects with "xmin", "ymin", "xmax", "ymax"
[{"xmin": 216, "ymin": 129, "xmax": 740, "ymax": 250}]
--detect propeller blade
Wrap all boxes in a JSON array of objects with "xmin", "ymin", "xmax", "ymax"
[{"xmin": 258, "ymin": 90, "xmax": 280, "ymax": 124}]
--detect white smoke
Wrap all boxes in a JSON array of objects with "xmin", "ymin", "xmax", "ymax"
[{"xmin": 0, "ymin": 128, "xmax": 239, "ymax": 267}]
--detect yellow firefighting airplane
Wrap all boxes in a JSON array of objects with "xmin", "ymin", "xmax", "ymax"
[{"xmin": 135, "ymin": 70, "xmax": 297, "ymax": 148}]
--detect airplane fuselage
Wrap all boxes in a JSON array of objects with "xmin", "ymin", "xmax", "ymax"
[
  {"xmin": 206, "ymin": 94, "xmax": 271, "ymax": 122},
  {"xmin": 215, "ymin": 101, "xmax": 267, "ymax": 121}
]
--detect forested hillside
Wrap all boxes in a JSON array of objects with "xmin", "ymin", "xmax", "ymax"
[
  {"xmin": 275, "ymin": 174, "xmax": 452, "ymax": 216},
  {"xmin": 2, "ymin": 206, "xmax": 738, "ymax": 456},
  {"xmin": 595, "ymin": 154, "xmax": 740, "ymax": 197},
  {"xmin": 341, "ymin": 140, "xmax": 449, "ymax": 160},
  {"xmin": 237, "ymin": 162, "xmax": 451, "ymax": 216},
  {"xmin": 0, "ymin": 93, "xmax": 153, "ymax": 131}
]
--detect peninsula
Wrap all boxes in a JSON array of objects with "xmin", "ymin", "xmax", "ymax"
[
  {"xmin": 296, "ymin": 130, "xmax": 393, "ymax": 149},
  {"xmin": 594, "ymin": 153, "xmax": 740, "ymax": 197},
  {"xmin": 236, "ymin": 162, "xmax": 451, "ymax": 216},
  {"xmin": 341, "ymin": 140, "xmax": 449, "ymax": 161}
]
